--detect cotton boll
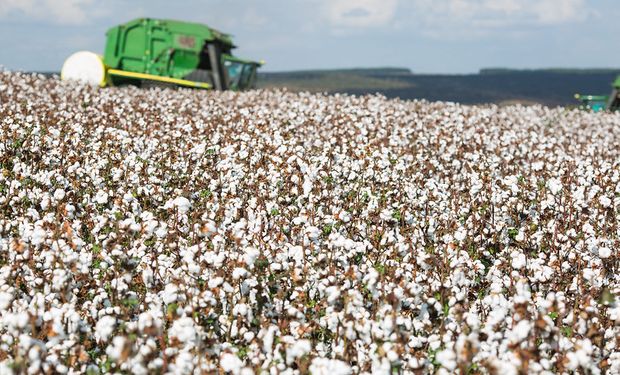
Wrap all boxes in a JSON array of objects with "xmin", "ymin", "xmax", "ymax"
[
  {"xmin": 208, "ymin": 277, "xmax": 224, "ymax": 289},
  {"xmin": 95, "ymin": 190, "xmax": 109, "ymax": 204},
  {"xmin": 338, "ymin": 210, "xmax": 351, "ymax": 223},
  {"xmin": 511, "ymin": 251, "xmax": 526, "ymax": 270},
  {"xmin": 162, "ymin": 283, "xmax": 179, "ymax": 304},
  {"xmin": 31, "ymin": 227, "xmax": 47, "ymax": 246},
  {"xmin": 436, "ymin": 348, "xmax": 457, "ymax": 371},
  {"xmin": 53, "ymin": 189, "xmax": 65, "ymax": 201},
  {"xmin": 598, "ymin": 246, "xmax": 612, "ymax": 259},
  {"xmin": 244, "ymin": 247, "xmax": 260, "ymax": 266},
  {"xmin": 169, "ymin": 317, "xmax": 198, "ymax": 347},
  {"xmin": 286, "ymin": 339, "xmax": 311, "ymax": 365},
  {"xmin": 546, "ymin": 178, "xmax": 562, "ymax": 195},
  {"xmin": 0, "ymin": 292, "xmax": 13, "ymax": 310},
  {"xmin": 173, "ymin": 196, "xmax": 191, "ymax": 214},
  {"xmin": 309, "ymin": 358, "xmax": 352, "ymax": 375},
  {"xmin": 95, "ymin": 316, "xmax": 116, "ymax": 342},
  {"xmin": 599, "ymin": 195, "xmax": 612, "ymax": 208},
  {"xmin": 220, "ymin": 352, "xmax": 243, "ymax": 374},
  {"xmin": 454, "ymin": 228, "xmax": 466, "ymax": 242},
  {"xmin": 105, "ymin": 336, "xmax": 127, "ymax": 360}
]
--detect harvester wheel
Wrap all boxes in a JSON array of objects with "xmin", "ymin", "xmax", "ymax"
[{"xmin": 61, "ymin": 51, "xmax": 107, "ymax": 87}]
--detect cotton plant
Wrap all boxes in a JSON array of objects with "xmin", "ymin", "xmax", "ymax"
[{"xmin": 0, "ymin": 70, "xmax": 618, "ymax": 374}]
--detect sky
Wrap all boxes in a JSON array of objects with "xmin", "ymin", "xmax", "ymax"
[{"xmin": 0, "ymin": 0, "xmax": 619, "ymax": 73}]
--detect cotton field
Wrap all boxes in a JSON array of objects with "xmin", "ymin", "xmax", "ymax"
[{"xmin": 0, "ymin": 71, "xmax": 619, "ymax": 374}]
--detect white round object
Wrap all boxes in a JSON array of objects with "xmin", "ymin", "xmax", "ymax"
[{"xmin": 61, "ymin": 51, "xmax": 107, "ymax": 86}]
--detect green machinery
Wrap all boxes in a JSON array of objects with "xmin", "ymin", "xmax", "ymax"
[
  {"xmin": 574, "ymin": 76, "xmax": 620, "ymax": 112},
  {"xmin": 61, "ymin": 18, "xmax": 262, "ymax": 91}
]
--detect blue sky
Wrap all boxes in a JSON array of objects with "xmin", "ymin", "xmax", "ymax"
[{"xmin": 1, "ymin": 0, "xmax": 619, "ymax": 73}]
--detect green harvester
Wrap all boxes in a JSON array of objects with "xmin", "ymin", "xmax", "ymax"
[
  {"xmin": 61, "ymin": 18, "xmax": 262, "ymax": 91},
  {"xmin": 574, "ymin": 76, "xmax": 620, "ymax": 112}
]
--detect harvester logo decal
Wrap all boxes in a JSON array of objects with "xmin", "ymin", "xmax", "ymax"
[{"xmin": 177, "ymin": 35, "xmax": 196, "ymax": 49}]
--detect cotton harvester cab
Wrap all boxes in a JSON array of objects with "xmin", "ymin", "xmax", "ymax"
[
  {"xmin": 574, "ymin": 76, "xmax": 620, "ymax": 112},
  {"xmin": 61, "ymin": 18, "xmax": 262, "ymax": 91}
]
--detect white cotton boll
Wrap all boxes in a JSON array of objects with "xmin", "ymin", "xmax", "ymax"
[
  {"xmin": 436, "ymin": 348, "xmax": 457, "ymax": 370},
  {"xmin": 286, "ymin": 339, "xmax": 311, "ymax": 364},
  {"xmin": 546, "ymin": 178, "xmax": 562, "ymax": 195},
  {"xmin": 326, "ymin": 286, "xmax": 340, "ymax": 304},
  {"xmin": 201, "ymin": 220, "xmax": 217, "ymax": 237},
  {"xmin": 0, "ymin": 292, "xmax": 13, "ymax": 310},
  {"xmin": 515, "ymin": 229, "xmax": 525, "ymax": 242},
  {"xmin": 220, "ymin": 353, "xmax": 243, "ymax": 374},
  {"xmin": 31, "ymin": 227, "xmax": 47, "ymax": 246},
  {"xmin": 190, "ymin": 142, "xmax": 206, "ymax": 155},
  {"xmin": 162, "ymin": 284, "xmax": 179, "ymax": 304},
  {"xmin": 53, "ymin": 189, "xmax": 65, "ymax": 201},
  {"xmin": 169, "ymin": 317, "xmax": 198, "ymax": 346},
  {"xmin": 288, "ymin": 245, "xmax": 304, "ymax": 265},
  {"xmin": 172, "ymin": 351, "xmax": 195, "ymax": 374},
  {"xmin": 208, "ymin": 277, "xmax": 224, "ymax": 289},
  {"xmin": 155, "ymin": 224, "xmax": 168, "ymax": 238},
  {"xmin": 598, "ymin": 246, "xmax": 612, "ymax": 259},
  {"xmin": 95, "ymin": 315, "xmax": 116, "ymax": 342},
  {"xmin": 95, "ymin": 190, "xmax": 109, "ymax": 204},
  {"xmin": 511, "ymin": 251, "xmax": 526, "ymax": 270},
  {"xmin": 105, "ymin": 336, "xmax": 127, "ymax": 360},
  {"xmin": 142, "ymin": 267, "xmax": 154, "ymax": 287},
  {"xmin": 122, "ymin": 192, "xmax": 134, "ymax": 204},
  {"xmin": 65, "ymin": 204, "xmax": 75, "ymax": 217},
  {"xmin": 262, "ymin": 326, "xmax": 278, "ymax": 354},
  {"xmin": 454, "ymin": 228, "xmax": 466, "ymax": 242},
  {"xmin": 173, "ymin": 196, "xmax": 191, "ymax": 214},
  {"xmin": 40, "ymin": 195, "xmax": 50, "ymax": 210},
  {"xmin": 244, "ymin": 247, "xmax": 260, "ymax": 266},
  {"xmin": 233, "ymin": 303, "xmax": 248, "ymax": 317},
  {"xmin": 232, "ymin": 268, "xmax": 248, "ymax": 280},
  {"xmin": 532, "ymin": 161, "xmax": 544, "ymax": 171},
  {"xmin": 599, "ymin": 195, "xmax": 612, "ymax": 208},
  {"xmin": 510, "ymin": 320, "xmax": 532, "ymax": 343},
  {"xmin": 305, "ymin": 226, "xmax": 320, "ymax": 241},
  {"xmin": 309, "ymin": 358, "xmax": 352, "ymax": 375},
  {"xmin": 138, "ymin": 311, "xmax": 158, "ymax": 333},
  {"xmin": 303, "ymin": 178, "xmax": 313, "ymax": 196},
  {"xmin": 338, "ymin": 210, "xmax": 351, "ymax": 223}
]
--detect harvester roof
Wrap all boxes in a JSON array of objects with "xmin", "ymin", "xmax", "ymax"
[{"xmin": 107, "ymin": 18, "xmax": 237, "ymax": 49}]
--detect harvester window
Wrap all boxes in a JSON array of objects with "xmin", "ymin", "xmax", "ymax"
[
  {"xmin": 225, "ymin": 60, "xmax": 244, "ymax": 89},
  {"xmin": 239, "ymin": 65, "xmax": 255, "ymax": 89}
]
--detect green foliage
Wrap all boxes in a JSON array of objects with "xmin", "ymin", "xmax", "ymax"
[
  {"xmin": 200, "ymin": 189, "xmax": 212, "ymax": 199},
  {"xmin": 122, "ymin": 297, "xmax": 140, "ymax": 309},
  {"xmin": 391, "ymin": 209, "xmax": 402, "ymax": 221},
  {"xmin": 237, "ymin": 346, "xmax": 249, "ymax": 360},
  {"xmin": 561, "ymin": 326, "xmax": 572, "ymax": 337},
  {"xmin": 507, "ymin": 228, "xmax": 518, "ymax": 240},
  {"xmin": 374, "ymin": 263, "xmax": 386, "ymax": 275}
]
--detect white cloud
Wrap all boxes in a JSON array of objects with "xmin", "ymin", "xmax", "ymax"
[
  {"xmin": 0, "ymin": 0, "xmax": 94, "ymax": 25},
  {"xmin": 318, "ymin": 0, "xmax": 590, "ymax": 36},
  {"xmin": 411, "ymin": 0, "xmax": 589, "ymax": 37},
  {"xmin": 323, "ymin": 0, "xmax": 399, "ymax": 28}
]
